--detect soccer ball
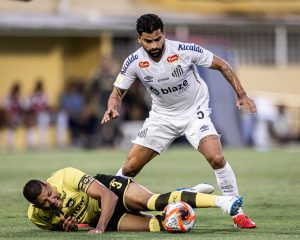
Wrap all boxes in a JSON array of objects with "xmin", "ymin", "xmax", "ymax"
[{"xmin": 161, "ymin": 201, "xmax": 196, "ymax": 233}]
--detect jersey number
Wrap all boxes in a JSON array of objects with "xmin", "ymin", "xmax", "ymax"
[
  {"xmin": 110, "ymin": 179, "xmax": 122, "ymax": 189},
  {"xmin": 197, "ymin": 111, "xmax": 204, "ymax": 119}
]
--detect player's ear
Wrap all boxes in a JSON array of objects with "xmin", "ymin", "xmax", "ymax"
[{"xmin": 137, "ymin": 34, "xmax": 142, "ymax": 44}]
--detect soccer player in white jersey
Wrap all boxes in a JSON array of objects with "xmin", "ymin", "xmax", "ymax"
[{"xmin": 101, "ymin": 14, "xmax": 257, "ymax": 228}]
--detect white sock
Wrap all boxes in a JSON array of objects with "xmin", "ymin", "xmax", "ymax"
[
  {"xmin": 215, "ymin": 196, "xmax": 223, "ymax": 208},
  {"xmin": 116, "ymin": 167, "xmax": 131, "ymax": 179},
  {"xmin": 214, "ymin": 162, "xmax": 239, "ymax": 196}
]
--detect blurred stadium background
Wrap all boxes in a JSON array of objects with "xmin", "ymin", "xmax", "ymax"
[{"xmin": 0, "ymin": 0, "xmax": 300, "ymax": 151}]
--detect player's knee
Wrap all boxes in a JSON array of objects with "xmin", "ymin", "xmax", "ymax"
[{"xmin": 208, "ymin": 154, "xmax": 225, "ymax": 169}]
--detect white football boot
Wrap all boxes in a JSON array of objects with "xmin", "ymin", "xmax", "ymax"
[
  {"xmin": 176, "ymin": 183, "xmax": 215, "ymax": 194},
  {"xmin": 219, "ymin": 196, "xmax": 243, "ymax": 216}
]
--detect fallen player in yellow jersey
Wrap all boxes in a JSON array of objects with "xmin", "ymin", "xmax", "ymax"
[{"xmin": 23, "ymin": 167, "xmax": 242, "ymax": 234}]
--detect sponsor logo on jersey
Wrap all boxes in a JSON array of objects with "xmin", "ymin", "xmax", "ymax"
[
  {"xmin": 150, "ymin": 86, "xmax": 160, "ymax": 95},
  {"xmin": 200, "ymin": 125, "xmax": 209, "ymax": 132},
  {"xmin": 172, "ymin": 65, "xmax": 184, "ymax": 77},
  {"xmin": 161, "ymin": 80, "xmax": 189, "ymax": 94},
  {"xmin": 144, "ymin": 76, "xmax": 153, "ymax": 82},
  {"xmin": 150, "ymin": 80, "xmax": 190, "ymax": 95},
  {"xmin": 158, "ymin": 77, "xmax": 169, "ymax": 82},
  {"xmin": 121, "ymin": 54, "xmax": 138, "ymax": 74},
  {"xmin": 138, "ymin": 128, "xmax": 148, "ymax": 138},
  {"xmin": 167, "ymin": 54, "xmax": 179, "ymax": 63},
  {"xmin": 71, "ymin": 197, "xmax": 86, "ymax": 218},
  {"xmin": 178, "ymin": 44, "xmax": 203, "ymax": 53},
  {"xmin": 139, "ymin": 61, "xmax": 149, "ymax": 68},
  {"xmin": 66, "ymin": 198, "xmax": 75, "ymax": 209}
]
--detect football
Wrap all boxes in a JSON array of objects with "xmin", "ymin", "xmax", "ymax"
[{"xmin": 161, "ymin": 201, "xmax": 196, "ymax": 233}]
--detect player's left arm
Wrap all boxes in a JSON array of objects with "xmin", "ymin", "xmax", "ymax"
[
  {"xmin": 86, "ymin": 180, "xmax": 118, "ymax": 234},
  {"xmin": 210, "ymin": 55, "xmax": 257, "ymax": 114}
]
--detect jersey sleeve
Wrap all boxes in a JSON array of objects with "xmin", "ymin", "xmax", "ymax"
[
  {"xmin": 62, "ymin": 167, "xmax": 95, "ymax": 193},
  {"xmin": 182, "ymin": 43, "xmax": 214, "ymax": 67},
  {"xmin": 113, "ymin": 54, "xmax": 138, "ymax": 90}
]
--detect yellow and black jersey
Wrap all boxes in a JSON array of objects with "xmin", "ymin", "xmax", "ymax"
[
  {"xmin": 28, "ymin": 167, "xmax": 100, "ymax": 230},
  {"xmin": 27, "ymin": 167, "xmax": 133, "ymax": 231}
]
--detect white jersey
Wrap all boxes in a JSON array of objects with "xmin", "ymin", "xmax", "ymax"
[{"xmin": 114, "ymin": 39, "xmax": 214, "ymax": 117}]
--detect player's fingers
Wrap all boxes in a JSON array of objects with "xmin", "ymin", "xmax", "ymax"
[
  {"xmin": 112, "ymin": 111, "xmax": 119, "ymax": 118},
  {"xmin": 236, "ymin": 100, "xmax": 242, "ymax": 110},
  {"xmin": 64, "ymin": 216, "xmax": 76, "ymax": 231},
  {"xmin": 244, "ymin": 98, "xmax": 256, "ymax": 114},
  {"xmin": 249, "ymin": 100, "xmax": 257, "ymax": 114},
  {"xmin": 101, "ymin": 111, "xmax": 112, "ymax": 124}
]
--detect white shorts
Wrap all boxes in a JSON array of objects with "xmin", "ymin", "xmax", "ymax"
[{"xmin": 132, "ymin": 109, "xmax": 218, "ymax": 154}]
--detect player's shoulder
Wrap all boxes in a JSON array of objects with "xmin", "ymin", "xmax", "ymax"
[
  {"xmin": 168, "ymin": 39, "xmax": 206, "ymax": 54},
  {"xmin": 120, "ymin": 48, "xmax": 142, "ymax": 74},
  {"xmin": 47, "ymin": 167, "xmax": 83, "ymax": 182}
]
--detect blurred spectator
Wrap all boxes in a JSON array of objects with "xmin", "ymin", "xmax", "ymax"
[
  {"xmin": 28, "ymin": 79, "xmax": 51, "ymax": 148},
  {"xmin": 123, "ymin": 81, "xmax": 149, "ymax": 121},
  {"xmin": 91, "ymin": 56, "xmax": 116, "ymax": 107},
  {"xmin": 240, "ymin": 111, "xmax": 256, "ymax": 147},
  {"xmin": 252, "ymin": 97, "xmax": 277, "ymax": 151},
  {"xmin": 2, "ymin": 83, "xmax": 23, "ymax": 150},
  {"xmin": 58, "ymin": 80, "xmax": 85, "ymax": 147},
  {"xmin": 91, "ymin": 56, "xmax": 122, "ymax": 147},
  {"xmin": 80, "ymin": 86, "xmax": 99, "ymax": 149},
  {"xmin": 0, "ymin": 108, "xmax": 5, "ymax": 130},
  {"xmin": 271, "ymin": 104, "xmax": 293, "ymax": 144}
]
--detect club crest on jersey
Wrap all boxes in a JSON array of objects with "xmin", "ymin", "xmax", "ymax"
[
  {"xmin": 178, "ymin": 44, "xmax": 203, "ymax": 53},
  {"xmin": 167, "ymin": 54, "xmax": 179, "ymax": 63},
  {"xmin": 139, "ymin": 61, "xmax": 149, "ymax": 68},
  {"xmin": 171, "ymin": 65, "xmax": 183, "ymax": 77},
  {"xmin": 121, "ymin": 54, "xmax": 138, "ymax": 74}
]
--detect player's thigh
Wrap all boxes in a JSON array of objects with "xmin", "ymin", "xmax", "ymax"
[
  {"xmin": 185, "ymin": 116, "xmax": 219, "ymax": 150},
  {"xmin": 118, "ymin": 213, "xmax": 152, "ymax": 231},
  {"xmin": 124, "ymin": 181, "xmax": 154, "ymax": 211},
  {"xmin": 126, "ymin": 144, "xmax": 158, "ymax": 168},
  {"xmin": 132, "ymin": 115, "xmax": 180, "ymax": 154}
]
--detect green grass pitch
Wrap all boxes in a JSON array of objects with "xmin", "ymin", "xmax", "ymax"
[{"xmin": 0, "ymin": 147, "xmax": 300, "ymax": 239}]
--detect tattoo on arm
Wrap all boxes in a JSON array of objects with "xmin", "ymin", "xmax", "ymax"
[{"xmin": 220, "ymin": 63, "xmax": 246, "ymax": 98}]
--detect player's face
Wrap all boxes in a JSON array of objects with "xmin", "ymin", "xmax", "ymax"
[
  {"xmin": 35, "ymin": 183, "xmax": 63, "ymax": 210},
  {"xmin": 138, "ymin": 29, "xmax": 165, "ymax": 60}
]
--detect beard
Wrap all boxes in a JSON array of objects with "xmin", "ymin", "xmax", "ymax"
[{"xmin": 146, "ymin": 43, "xmax": 165, "ymax": 59}]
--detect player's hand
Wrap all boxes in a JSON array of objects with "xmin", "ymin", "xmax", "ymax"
[
  {"xmin": 236, "ymin": 94, "xmax": 257, "ymax": 114},
  {"xmin": 101, "ymin": 109, "xmax": 120, "ymax": 124},
  {"xmin": 88, "ymin": 227, "xmax": 104, "ymax": 234},
  {"xmin": 61, "ymin": 216, "xmax": 78, "ymax": 232}
]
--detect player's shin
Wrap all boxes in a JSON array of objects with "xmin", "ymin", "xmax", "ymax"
[
  {"xmin": 149, "ymin": 216, "xmax": 162, "ymax": 232},
  {"xmin": 146, "ymin": 191, "xmax": 217, "ymax": 211},
  {"xmin": 214, "ymin": 162, "xmax": 239, "ymax": 196}
]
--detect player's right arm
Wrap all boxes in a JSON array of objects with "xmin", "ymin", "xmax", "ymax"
[
  {"xmin": 101, "ymin": 53, "xmax": 138, "ymax": 124},
  {"xmin": 86, "ymin": 180, "xmax": 118, "ymax": 234},
  {"xmin": 101, "ymin": 87, "xmax": 127, "ymax": 124}
]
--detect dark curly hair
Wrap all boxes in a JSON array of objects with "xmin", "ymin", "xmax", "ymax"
[
  {"xmin": 136, "ymin": 14, "xmax": 164, "ymax": 35},
  {"xmin": 23, "ymin": 179, "xmax": 46, "ymax": 204}
]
